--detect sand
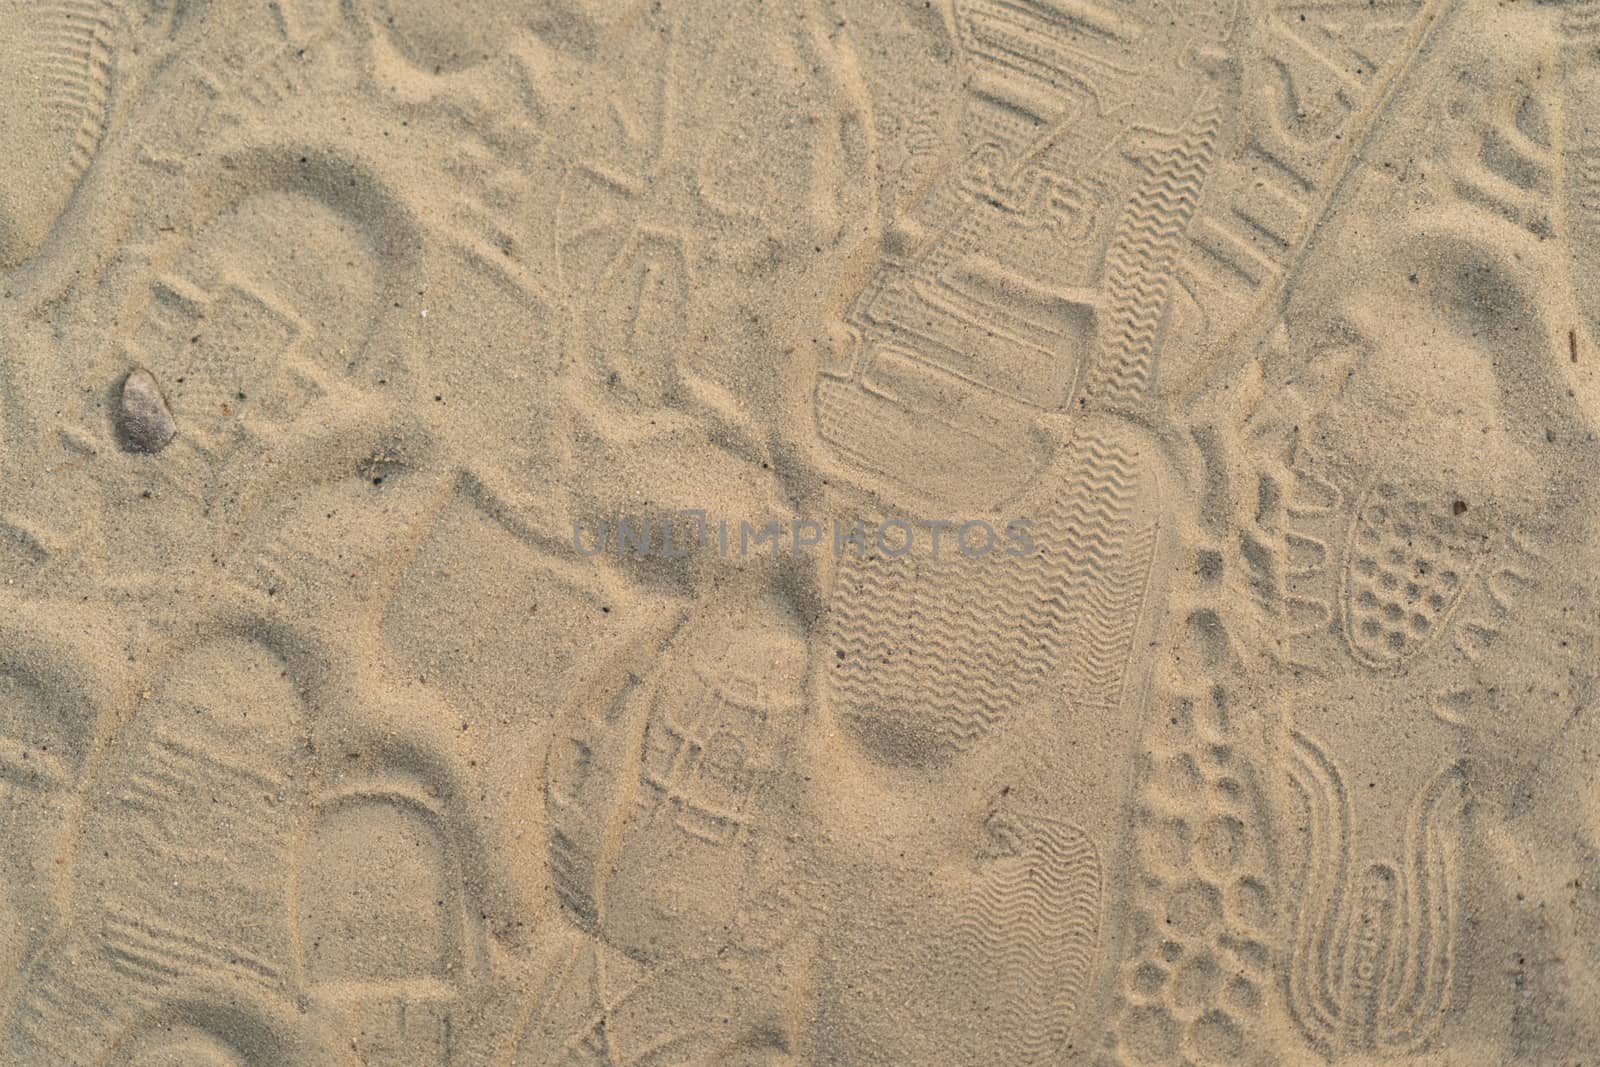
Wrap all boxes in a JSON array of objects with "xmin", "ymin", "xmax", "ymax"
[{"xmin": 2, "ymin": 1, "xmax": 1600, "ymax": 1064}]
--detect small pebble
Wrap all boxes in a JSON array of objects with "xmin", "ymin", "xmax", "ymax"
[{"xmin": 118, "ymin": 368, "xmax": 177, "ymax": 453}]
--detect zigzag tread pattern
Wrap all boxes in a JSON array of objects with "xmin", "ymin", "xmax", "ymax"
[
  {"xmin": 1066, "ymin": 520, "xmax": 1157, "ymax": 710},
  {"xmin": 1089, "ymin": 105, "xmax": 1221, "ymax": 406},
  {"xmin": 953, "ymin": 817, "xmax": 1102, "ymax": 1063},
  {"xmin": 830, "ymin": 434, "xmax": 1141, "ymax": 754}
]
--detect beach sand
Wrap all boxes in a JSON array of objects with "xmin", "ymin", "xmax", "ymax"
[{"xmin": 3, "ymin": 1, "xmax": 1600, "ymax": 1063}]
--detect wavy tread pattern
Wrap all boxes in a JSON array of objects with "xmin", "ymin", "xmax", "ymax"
[
  {"xmin": 829, "ymin": 431, "xmax": 1144, "ymax": 760},
  {"xmin": 1089, "ymin": 104, "xmax": 1221, "ymax": 407}
]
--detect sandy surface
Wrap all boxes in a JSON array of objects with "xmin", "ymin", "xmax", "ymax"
[{"xmin": 3, "ymin": 1, "xmax": 1600, "ymax": 1064}]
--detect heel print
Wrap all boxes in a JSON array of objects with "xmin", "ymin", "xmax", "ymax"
[{"xmin": 1285, "ymin": 736, "xmax": 1469, "ymax": 1059}]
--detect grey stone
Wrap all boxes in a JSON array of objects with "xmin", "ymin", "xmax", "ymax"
[{"xmin": 118, "ymin": 368, "xmax": 177, "ymax": 454}]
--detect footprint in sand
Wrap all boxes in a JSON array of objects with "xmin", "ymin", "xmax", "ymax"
[
  {"xmin": 0, "ymin": 0, "xmax": 120, "ymax": 268},
  {"xmin": 0, "ymin": 633, "xmax": 333, "ymax": 1064},
  {"xmin": 1275, "ymin": 201, "xmax": 1588, "ymax": 1062}
]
